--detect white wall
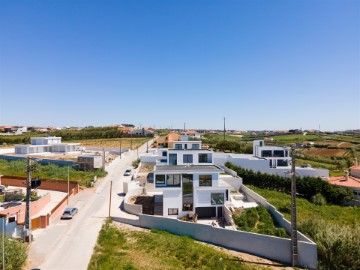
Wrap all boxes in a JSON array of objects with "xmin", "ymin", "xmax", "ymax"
[
  {"xmin": 163, "ymin": 189, "xmax": 182, "ymax": 216},
  {"xmin": 195, "ymin": 189, "xmax": 225, "ymax": 208},
  {"xmin": 215, "ymin": 154, "xmax": 329, "ymax": 178},
  {"xmin": 113, "ymin": 214, "xmax": 318, "ymax": 269},
  {"xmin": 168, "ymin": 150, "xmax": 213, "ymax": 165}
]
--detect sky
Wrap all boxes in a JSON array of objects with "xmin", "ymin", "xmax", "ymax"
[{"xmin": 0, "ymin": 0, "xmax": 359, "ymax": 131}]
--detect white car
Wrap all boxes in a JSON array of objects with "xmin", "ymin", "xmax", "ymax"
[{"xmin": 61, "ymin": 207, "xmax": 78, "ymax": 219}]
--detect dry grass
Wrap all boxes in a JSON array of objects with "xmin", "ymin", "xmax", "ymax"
[
  {"xmin": 304, "ymin": 148, "xmax": 348, "ymax": 157},
  {"xmin": 65, "ymin": 138, "xmax": 150, "ymax": 149}
]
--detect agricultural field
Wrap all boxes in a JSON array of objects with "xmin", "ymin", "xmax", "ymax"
[
  {"xmin": 65, "ymin": 137, "xmax": 150, "ymax": 149},
  {"xmin": 303, "ymin": 148, "xmax": 348, "ymax": 157}
]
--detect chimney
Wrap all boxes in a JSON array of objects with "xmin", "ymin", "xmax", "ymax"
[{"xmin": 345, "ymin": 171, "xmax": 349, "ymax": 181}]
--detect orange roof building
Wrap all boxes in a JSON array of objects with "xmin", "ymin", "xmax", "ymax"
[
  {"xmin": 156, "ymin": 132, "xmax": 181, "ymax": 148},
  {"xmin": 327, "ymin": 170, "xmax": 360, "ymax": 205}
]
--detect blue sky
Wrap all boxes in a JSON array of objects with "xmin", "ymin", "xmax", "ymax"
[{"xmin": 0, "ymin": 0, "xmax": 359, "ymax": 131}]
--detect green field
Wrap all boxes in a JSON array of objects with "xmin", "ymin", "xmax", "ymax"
[
  {"xmin": 88, "ymin": 220, "xmax": 266, "ymax": 270},
  {"xmin": 0, "ymin": 159, "xmax": 106, "ymax": 187},
  {"xmin": 247, "ymin": 185, "xmax": 360, "ymax": 270}
]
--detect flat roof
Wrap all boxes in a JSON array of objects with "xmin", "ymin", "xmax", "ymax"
[{"xmin": 154, "ymin": 165, "xmax": 222, "ymax": 172}]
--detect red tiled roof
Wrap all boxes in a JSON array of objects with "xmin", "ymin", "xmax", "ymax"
[{"xmin": 327, "ymin": 176, "xmax": 360, "ymax": 189}]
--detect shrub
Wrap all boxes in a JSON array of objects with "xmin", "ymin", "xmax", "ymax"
[
  {"xmin": 310, "ymin": 193, "xmax": 327, "ymax": 206},
  {"xmin": 0, "ymin": 235, "xmax": 27, "ymax": 270},
  {"xmin": 225, "ymin": 162, "xmax": 353, "ymax": 205},
  {"xmin": 298, "ymin": 219, "xmax": 360, "ymax": 270}
]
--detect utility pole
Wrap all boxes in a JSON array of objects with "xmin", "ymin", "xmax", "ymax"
[
  {"xmin": 223, "ymin": 117, "xmax": 226, "ymax": 142},
  {"xmin": 291, "ymin": 144, "xmax": 298, "ymax": 267},
  {"xmin": 1, "ymin": 214, "xmax": 5, "ymax": 270},
  {"xmin": 119, "ymin": 139, "xmax": 122, "ymax": 159},
  {"xmin": 184, "ymin": 122, "xmax": 186, "ymax": 132},
  {"xmin": 102, "ymin": 148, "xmax": 105, "ymax": 170},
  {"xmin": 67, "ymin": 166, "xmax": 70, "ymax": 205},
  {"xmin": 25, "ymin": 157, "xmax": 35, "ymax": 242},
  {"xmin": 108, "ymin": 181, "xmax": 112, "ymax": 217},
  {"xmin": 130, "ymin": 133, "xmax": 133, "ymax": 150}
]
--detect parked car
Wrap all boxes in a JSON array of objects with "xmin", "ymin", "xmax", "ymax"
[
  {"xmin": 124, "ymin": 169, "xmax": 132, "ymax": 176},
  {"xmin": 61, "ymin": 207, "xmax": 78, "ymax": 219}
]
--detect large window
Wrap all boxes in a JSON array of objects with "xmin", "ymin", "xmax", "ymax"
[
  {"xmin": 199, "ymin": 175, "xmax": 212, "ymax": 187},
  {"xmin": 168, "ymin": 208, "xmax": 178, "ymax": 215},
  {"xmin": 183, "ymin": 154, "xmax": 193, "ymax": 163},
  {"xmin": 277, "ymin": 159, "xmax": 288, "ymax": 167},
  {"xmin": 155, "ymin": 175, "xmax": 166, "ymax": 186},
  {"xmin": 261, "ymin": 150, "xmax": 272, "ymax": 157},
  {"xmin": 182, "ymin": 174, "xmax": 193, "ymax": 211},
  {"xmin": 175, "ymin": 144, "xmax": 182, "ymax": 149},
  {"xmin": 211, "ymin": 193, "xmax": 224, "ymax": 205},
  {"xmin": 166, "ymin": 174, "xmax": 181, "ymax": 187},
  {"xmin": 199, "ymin": 153, "xmax": 210, "ymax": 163},
  {"xmin": 273, "ymin": 150, "xmax": 284, "ymax": 157},
  {"xmin": 192, "ymin": 144, "xmax": 200, "ymax": 149}
]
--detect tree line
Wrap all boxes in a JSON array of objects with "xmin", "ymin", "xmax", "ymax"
[{"xmin": 225, "ymin": 162, "xmax": 353, "ymax": 205}]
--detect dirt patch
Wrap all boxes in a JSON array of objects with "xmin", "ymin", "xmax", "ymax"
[{"xmin": 304, "ymin": 148, "xmax": 348, "ymax": 157}]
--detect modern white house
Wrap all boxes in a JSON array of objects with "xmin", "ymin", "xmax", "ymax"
[
  {"xmin": 214, "ymin": 140, "xmax": 329, "ymax": 178},
  {"xmin": 150, "ymin": 138, "xmax": 241, "ymax": 218},
  {"xmin": 14, "ymin": 137, "xmax": 79, "ymax": 154}
]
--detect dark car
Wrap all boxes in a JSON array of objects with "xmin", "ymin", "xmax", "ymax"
[
  {"xmin": 124, "ymin": 169, "xmax": 132, "ymax": 176},
  {"xmin": 61, "ymin": 207, "xmax": 78, "ymax": 219}
]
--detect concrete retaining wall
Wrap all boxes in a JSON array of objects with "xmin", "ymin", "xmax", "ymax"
[
  {"xmin": 114, "ymin": 214, "xmax": 317, "ymax": 269},
  {"xmin": 223, "ymin": 204, "xmax": 235, "ymax": 227},
  {"xmin": 124, "ymin": 187, "xmax": 144, "ymax": 215}
]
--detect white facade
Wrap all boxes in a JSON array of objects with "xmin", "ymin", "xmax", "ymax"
[
  {"xmin": 151, "ymin": 139, "xmax": 231, "ymax": 218},
  {"xmin": 14, "ymin": 137, "xmax": 79, "ymax": 155},
  {"xmin": 214, "ymin": 140, "xmax": 329, "ymax": 178}
]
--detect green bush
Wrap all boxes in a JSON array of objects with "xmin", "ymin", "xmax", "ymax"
[
  {"xmin": 0, "ymin": 235, "xmax": 27, "ymax": 270},
  {"xmin": 310, "ymin": 193, "xmax": 327, "ymax": 206},
  {"xmin": 225, "ymin": 162, "xmax": 353, "ymax": 205},
  {"xmin": 298, "ymin": 219, "xmax": 360, "ymax": 270},
  {"xmin": 233, "ymin": 206, "xmax": 289, "ymax": 238}
]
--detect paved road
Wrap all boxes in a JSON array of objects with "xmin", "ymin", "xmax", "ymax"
[{"xmin": 28, "ymin": 140, "xmax": 153, "ymax": 270}]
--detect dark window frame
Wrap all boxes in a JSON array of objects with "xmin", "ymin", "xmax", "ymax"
[
  {"xmin": 183, "ymin": 154, "xmax": 193, "ymax": 163},
  {"xmin": 166, "ymin": 174, "xmax": 181, "ymax": 187},
  {"xmin": 211, "ymin": 193, "xmax": 224, "ymax": 205},
  {"xmin": 155, "ymin": 174, "xmax": 166, "ymax": 186},
  {"xmin": 168, "ymin": 208, "xmax": 179, "ymax": 215},
  {"xmin": 198, "ymin": 153, "xmax": 209, "ymax": 163},
  {"xmin": 199, "ymin": 175, "xmax": 212, "ymax": 187}
]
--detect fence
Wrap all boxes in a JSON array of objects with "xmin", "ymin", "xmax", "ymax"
[{"xmin": 113, "ymin": 213, "xmax": 317, "ymax": 269}]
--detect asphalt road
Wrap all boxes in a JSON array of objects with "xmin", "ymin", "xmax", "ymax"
[{"xmin": 28, "ymin": 140, "xmax": 152, "ymax": 270}]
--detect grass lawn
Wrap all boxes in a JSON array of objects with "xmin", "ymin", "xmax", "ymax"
[
  {"xmin": 247, "ymin": 185, "xmax": 360, "ymax": 228},
  {"xmin": 64, "ymin": 137, "xmax": 150, "ymax": 149},
  {"xmin": 88, "ymin": 220, "xmax": 273, "ymax": 270}
]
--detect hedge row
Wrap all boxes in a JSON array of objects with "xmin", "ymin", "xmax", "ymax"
[{"xmin": 225, "ymin": 162, "xmax": 353, "ymax": 205}]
